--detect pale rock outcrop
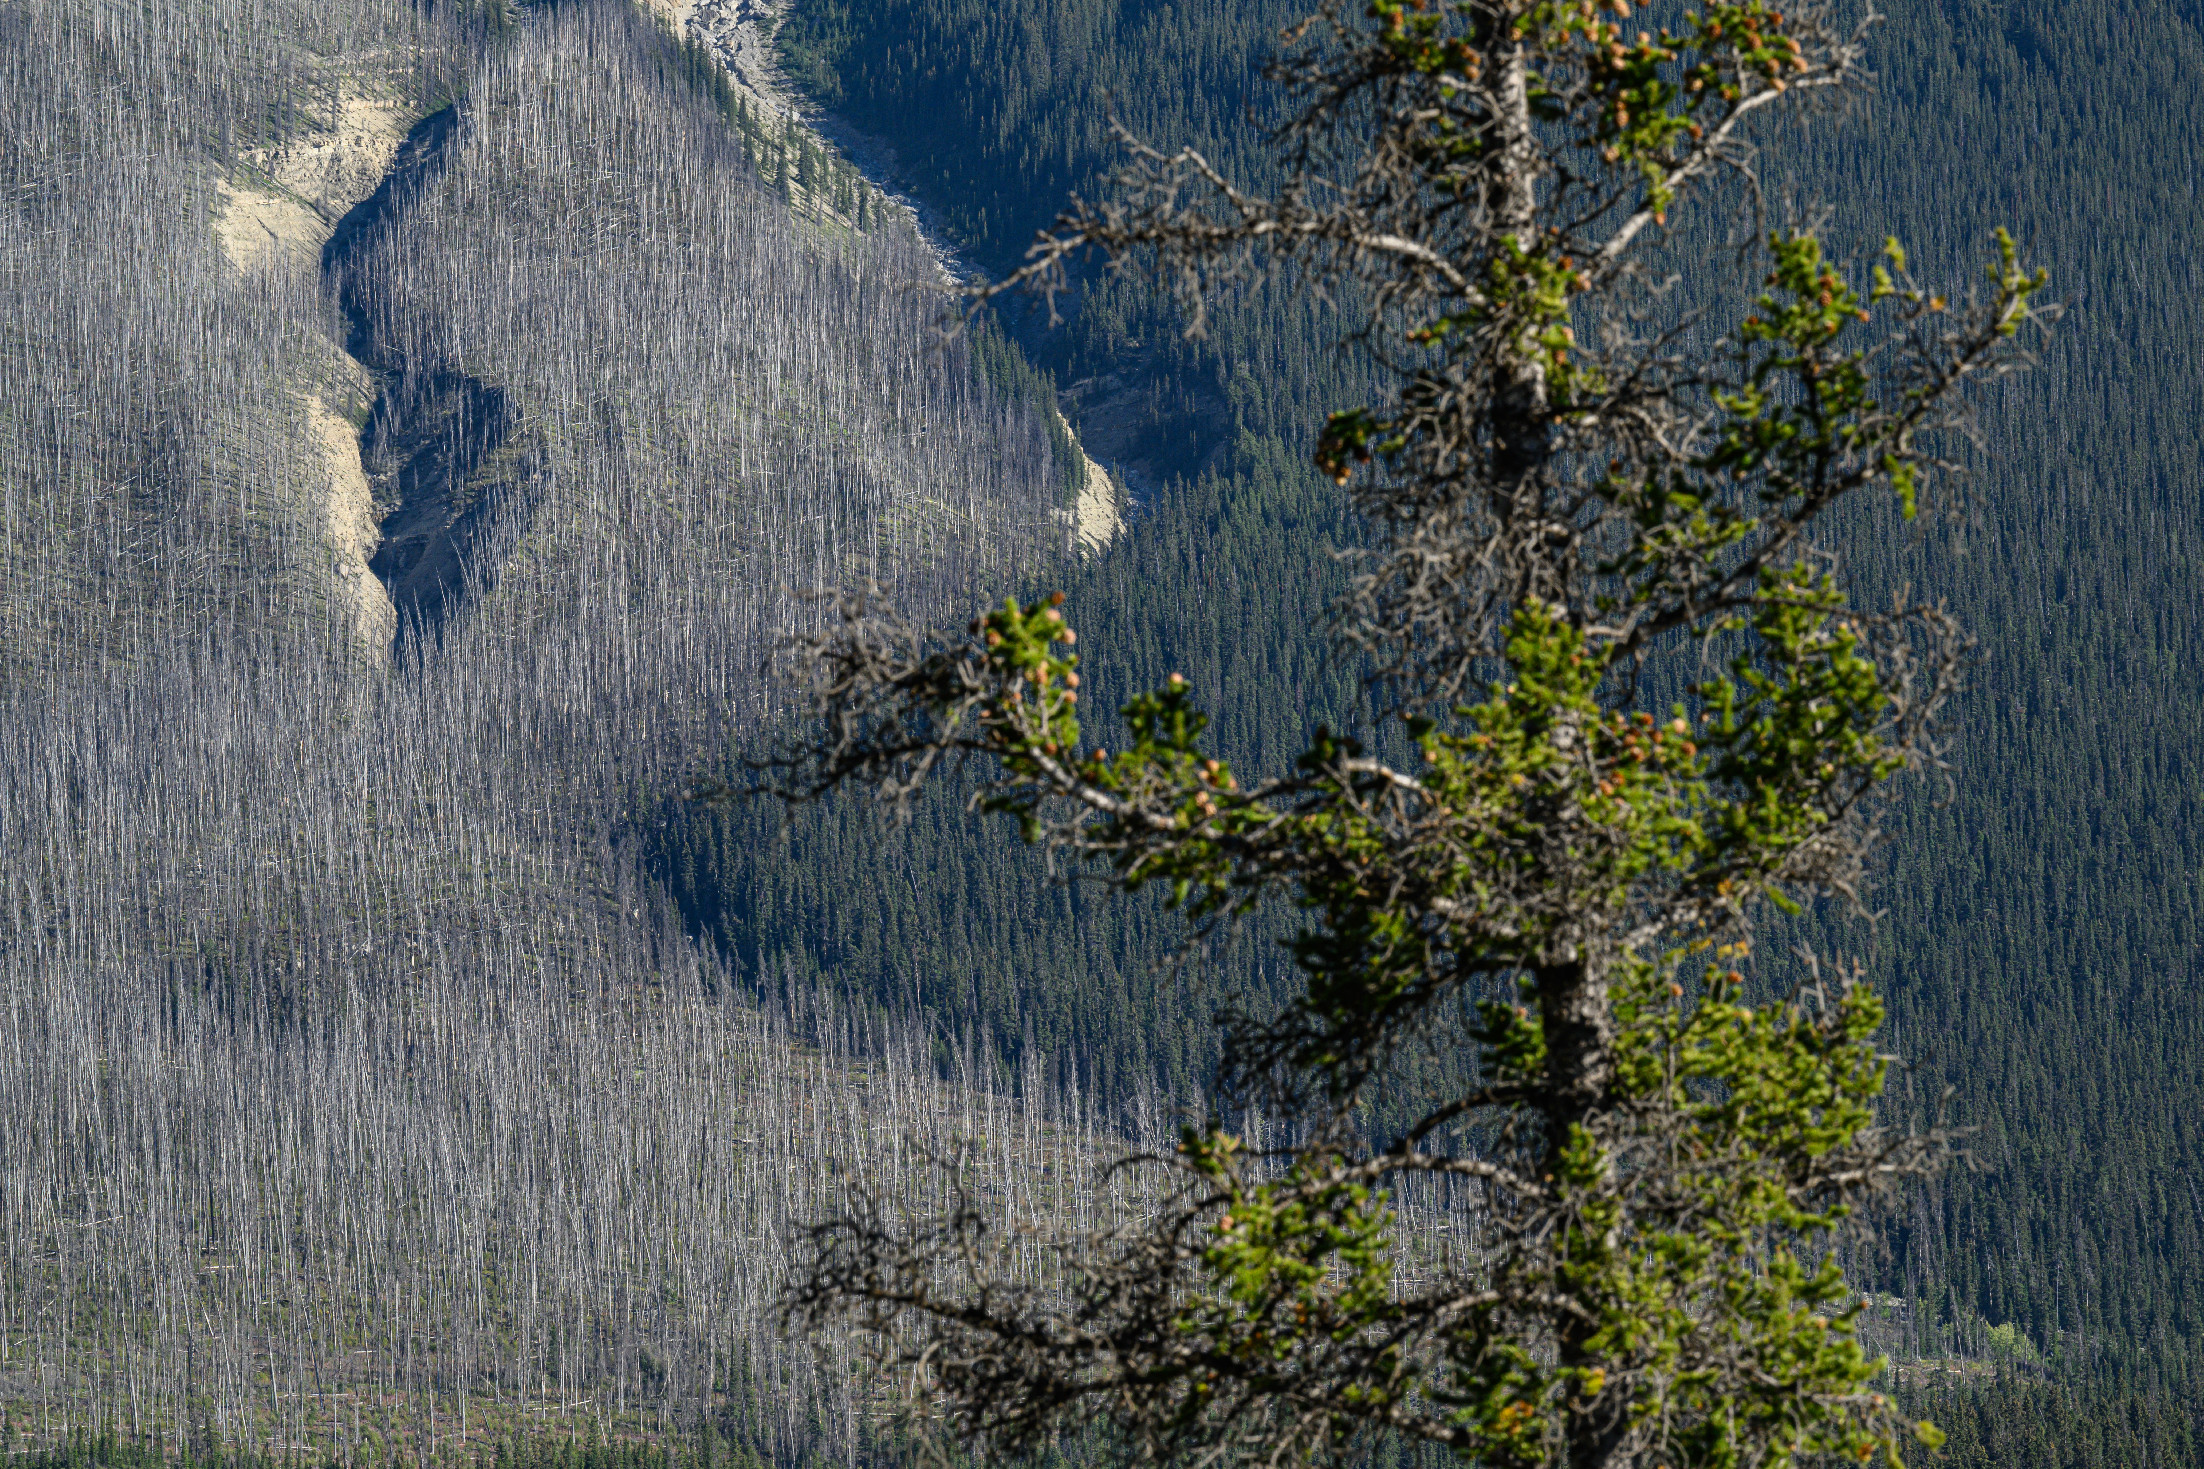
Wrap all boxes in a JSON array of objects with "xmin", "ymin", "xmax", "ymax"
[
  {"xmin": 214, "ymin": 86, "xmax": 409, "ymax": 652},
  {"xmin": 311, "ymin": 396, "xmax": 397, "ymax": 650}
]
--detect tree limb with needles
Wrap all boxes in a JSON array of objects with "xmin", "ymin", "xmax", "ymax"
[{"xmin": 748, "ymin": 1, "xmax": 2050, "ymax": 1465}]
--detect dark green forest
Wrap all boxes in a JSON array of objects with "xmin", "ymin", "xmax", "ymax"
[{"xmin": 715, "ymin": 0, "xmax": 2204, "ymax": 1454}]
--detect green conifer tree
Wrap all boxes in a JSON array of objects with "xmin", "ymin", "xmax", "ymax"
[{"xmin": 763, "ymin": 1, "xmax": 2048, "ymax": 1464}]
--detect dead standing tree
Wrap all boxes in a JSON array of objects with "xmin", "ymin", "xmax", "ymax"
[{"xmin": 770, "ymin": 1, "xmax": 2049, "ymax": 1466}]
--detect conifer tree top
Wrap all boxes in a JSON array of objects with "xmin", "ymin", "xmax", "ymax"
[{"xmin": 756, "ymin": 3, "xmax": 2049, "ymax": 1464}]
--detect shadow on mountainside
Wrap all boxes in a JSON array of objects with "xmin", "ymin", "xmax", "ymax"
[{"xmin": 324, "ymin": 105, "xmax": 541, "ymax": 658}]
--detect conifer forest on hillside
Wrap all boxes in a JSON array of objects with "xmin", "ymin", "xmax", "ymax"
[{"xmin": 1, "ymin": 0, "xmax": 2201, "ymax": 1466}]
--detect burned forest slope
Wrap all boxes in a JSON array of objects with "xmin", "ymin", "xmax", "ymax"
[{"xmin": 0, "ymin": 0, "xmax": 1103, "ymax": 1462}]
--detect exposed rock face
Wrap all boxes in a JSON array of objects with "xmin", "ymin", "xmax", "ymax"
[
  {"xmin": 266, "ymin": 93, "xmax": 412, "ymax": 220},
  {"xmin": 209, "ymin": 0, "xmax": 1124, "ymax": 659},
  {"xmin": 215, "ymin": 94, "xmax": 408, "ymax": 271},
  {"xmin": 1075, "ymin": 450, "xmax": 1125, "ymax": 553},
  {"xmin": 667, "ymin": 0, "xmax": 801, "ymax": 116},
  {"xmin": 312, "ymin": 395, "xmax": 398, "ymax": 651},
  {"xmin": 213, "ymin": 178, "xmax": 325, "ymax": 269},
  {"xmin": 1052, "ymin": 408, "xmax": 1124, "ymax": 555},
  {"xmin": 213, "ymin": 83, "xmax": 412, "ymax": 652}
]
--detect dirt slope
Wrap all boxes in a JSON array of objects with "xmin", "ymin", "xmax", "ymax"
[{"xmin": 214, "ymin": 86, "xmax": 408, "ymax": 651}]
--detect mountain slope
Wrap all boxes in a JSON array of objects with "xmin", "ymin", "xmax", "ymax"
[
  {"xmin": 765, "ymin": 0, "xmax": 2204, "ymax": 1441},
  {"xmin": 0, "ymin": 0, "xmax": 1098, "ymax": 1459}
]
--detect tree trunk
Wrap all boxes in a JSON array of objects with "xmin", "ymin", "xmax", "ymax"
[
  {"xmin": 1533, "ymin": 959, "xmax": 1615, "ymax": 1148},
  {"xmin": 1536, "ymin": 955, "xmax": 1624, "ymax": 1469},
  {"xmin": 1491, "ymin": 41, "xmax": 1551, "ymax": 487}
]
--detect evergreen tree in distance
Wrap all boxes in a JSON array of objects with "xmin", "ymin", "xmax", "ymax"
[{"xmin": 754, "ymin": 0, "xmax": 2048, "ymax": 1463}]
